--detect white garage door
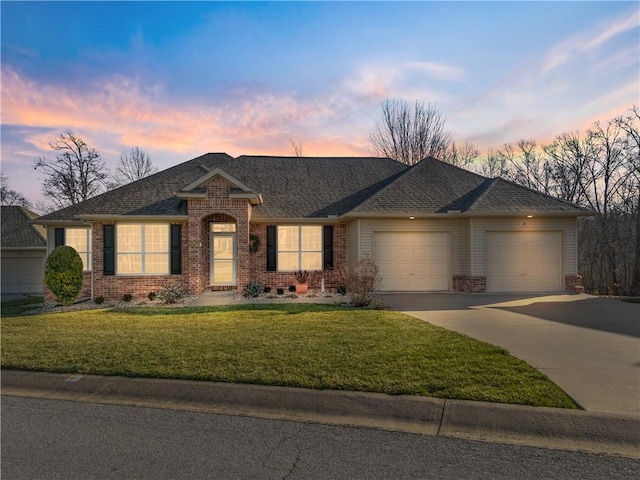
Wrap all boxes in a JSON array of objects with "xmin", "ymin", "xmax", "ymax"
[
  {"xmin": 374, "ymin": 232, "xmax": 450, "ymax": 291},
  {"xmin": 1, "ymin": 253, "xmax": 45, "ymax": 294},
  {"xmin": 486, "ymin": 231, "xmax": 562, "ymax": 292}
]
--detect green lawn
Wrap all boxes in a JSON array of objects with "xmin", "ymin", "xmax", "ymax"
[
  {"xmin": 1, "ymin": 296, "xmax": 44, "ymax": 316},
  {"xmin": 1, "ymin": 304, "xmax": 578, "ymax": 408}
]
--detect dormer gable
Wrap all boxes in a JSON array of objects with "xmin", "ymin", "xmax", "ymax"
[{"xmin": 177, "ymin": 167, "xmax": 263, "ymax": 205}]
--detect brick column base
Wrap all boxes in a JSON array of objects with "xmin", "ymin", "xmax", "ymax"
[{"xmin": 565, "ymin": 275, "xmax": 583, "ymax": 294}]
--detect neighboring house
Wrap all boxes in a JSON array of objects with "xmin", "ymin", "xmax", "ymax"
[
  {"xmin": 32, "ymin": 154, "xmax": 591, "ymax": 301},
  {"xmin": 1, "ymin": 206, "xmax": 47, "ymax": 295}
]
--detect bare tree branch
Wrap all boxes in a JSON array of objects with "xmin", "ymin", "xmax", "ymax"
[
  {"xmin": 370, "ymin": 99, "xmax": 451, "ymax": 165},
  {"xmin": 111, "ymin": 147, "xmax": 158, "ymax": 187},
  {"xmin": 33, "ymin": 131, "xmax": 108, "ymax": 209}
]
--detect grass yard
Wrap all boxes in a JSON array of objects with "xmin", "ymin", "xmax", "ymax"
[
  {"xmin": 1, "ymin": 296, "xmax": 44, "ymax": 316},
  {"xmin": 1, "ymin": 304, "xmax": 578, "ymax": 408}
]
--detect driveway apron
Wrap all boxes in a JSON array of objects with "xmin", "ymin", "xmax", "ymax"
[{"xmin": 380, "ymin": 293, "xmax": 640, "ymax": 417}]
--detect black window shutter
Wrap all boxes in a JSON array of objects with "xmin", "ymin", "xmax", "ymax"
[
  {"xmin": 54, "ymin": 228, "xmax": 65, "ymax": 247},
  {"xmin": 103, "ymin": 225, "xmax": 115, "ymax": 276},
  {"xmin": 170, "ymin": 224, "xmax": 182, "ymax": 275},
  {"xmin": 266, "ymin": 226, "xmax": 277, "ymax": 271},
  {"xmin": 323, "ymin": 225, "xmax": 334, "ymax": 270}
]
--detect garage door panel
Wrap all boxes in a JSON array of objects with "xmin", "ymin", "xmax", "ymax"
[
  {"xmin": 374, "ymin": 232, "xmax": 450, "ymax": 292},
  {"xmin": 1, "ymin": 256, "xmax": 44, "ymax": 294},
  {"xmin": 486, "ymin": 231, "xmax": 562, "ymax": 292}
]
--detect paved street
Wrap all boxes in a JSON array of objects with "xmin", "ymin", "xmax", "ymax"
[
  {"xmin": 2, "ymin": 396, "xmax": 638, "ymax": 480},
  {"xmin": 380, "ymin": 293, "xmax": 640, "ymax": 416}
]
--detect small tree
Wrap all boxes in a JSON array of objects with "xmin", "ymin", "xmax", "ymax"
[
  {"xmin": 341, "ymin": 257, "xmax": 380, "ymax": 307},
  {"xmin": 44, "ymin": 246, "xmax": 83, "ymax": 306}
]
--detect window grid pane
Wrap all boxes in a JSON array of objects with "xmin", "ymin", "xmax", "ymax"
[
  {"xmin": 118, "ymin": 225, "xmax": 142, "ymax": 253},
  {"xmin": 211, "ymin": 223, "xmax": 236, "ymax": 232},
  {"xmin": 65, "ymin": 228, "xmax": 91, "ymax": 271},
  {"xmin": 278, "ymin": 226, "xmax": 299, "ymax": 252},
  {"xmin": 145, "ymin": 225, "xmax": 169, "ymax": 253},
  {"xmin": 116, "ymin": 224, "xmax": 169, "ymax": 275},
  {"xmin": 277, "ymin": 226, "xmax": 322, "ymax": 272}
]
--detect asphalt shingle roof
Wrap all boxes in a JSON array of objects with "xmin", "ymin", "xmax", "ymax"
[
  {"xmin": 35, "ymin": 154, "xmax": 589, "ymax": 221},
  {"xmin": 1, "ymin": 206, "xmax": 46, "ymax": 248}
]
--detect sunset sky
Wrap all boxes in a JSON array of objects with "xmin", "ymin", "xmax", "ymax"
[{"xmin": 2, "ymin": 1, "xmax": 639, "ymax": 208}]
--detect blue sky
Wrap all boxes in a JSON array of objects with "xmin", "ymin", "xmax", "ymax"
[{"xmin": 2, "ymin": 1, "xmax": 639, "ymax": 207}]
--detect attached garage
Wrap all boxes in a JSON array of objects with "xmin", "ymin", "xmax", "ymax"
[
  {"xmin": 374, "ymin": 231, "xmax": 451, "ymax": 291},
  {"xmin": 1, "ymin": 251, "xmax": 45, "ymax": 294},
  {"xmin": 486, "ymin": 231, "xmax": 563, "ymax": 292},
  {"xmin": 1, "ymin": 206, "xmax": 47, "ymax": 295}
]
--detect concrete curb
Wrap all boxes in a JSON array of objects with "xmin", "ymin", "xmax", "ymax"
[{"xmin": 2, "ymin": 370, "xmax": 638, "ymax": 458}]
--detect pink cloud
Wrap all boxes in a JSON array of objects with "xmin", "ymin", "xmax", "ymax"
[{"xmin": 1, "ymin": 67, "xmax": 367, "ymax": 159}]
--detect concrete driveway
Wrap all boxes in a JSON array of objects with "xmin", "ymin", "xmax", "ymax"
[{"xmin": 379, "ymin": 293, "xmax": 640, "ymax": 417}]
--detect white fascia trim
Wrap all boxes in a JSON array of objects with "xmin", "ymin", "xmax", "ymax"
[
  {"xmin": 32, "ymin": 219, "xmax": 91, "ymax": 227},
  {"xmin": 75, "ymin": 215, "xmax": 188, "ymax": 222},
  {"xmin": 251, "ymin": 217, "xmax": 342, "ymax": 224}
]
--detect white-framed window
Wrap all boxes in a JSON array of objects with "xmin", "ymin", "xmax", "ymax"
[
  {"xmin": 116, "ymin": 224, "xmax": 169, "ymax": 275},
  {"xmin": 277, "ymin": 225, "xmax": 322, "ymax": 271},
  {"xmin": 65, "ymin": 228, "xmax": 92, "ymax": 271}
]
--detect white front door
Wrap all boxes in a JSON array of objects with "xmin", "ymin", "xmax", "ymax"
[{"xmin": 210, "ymin": 223, "xmax": 237, "ymax": 286}]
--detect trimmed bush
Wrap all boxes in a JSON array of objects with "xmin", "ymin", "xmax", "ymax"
[
  {"xmin": 288, "ymin": 285, "xmax": 296, "ymax": 293},
  {"xmin": 148, "ymin": 292, "xmax": 157, "ymax": 301},
  {"xmin": 94, "ymin": 296, "xmax": 105, "ymax": 305},
  {"xmin": 277, "ymin": 288, "xmax": 284, "ymax": 295},
  {"xmin": 44, "ymin": 246, "xmax": 83, "ymax": 306},
  {"xmin": 122, "ymin": 294, "xmax": 133, "ymax": 302}
]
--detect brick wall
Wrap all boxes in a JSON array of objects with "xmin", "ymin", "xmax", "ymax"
[
  {"xmin": 186, "ymin": 176, "xmax": 251, "ymax": 294},
  {"xmin": 565, "ymin": 274, "xmax": 583, "ymax": 294},
  {"xmin": 248, "ymin": 223, "xmax": 347, "ymax": 291},
  {"xmin": 91, "ymin": 221, "xmax": 189, "ymax": 301}
]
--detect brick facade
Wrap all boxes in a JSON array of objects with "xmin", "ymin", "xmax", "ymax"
[
  {"xmin": 564, "ymin": 274, "xmax": 583, "ymax": 294},
  {"xmin": 248, "ymin": 223, "xmax": 347, "ymax": 292}
]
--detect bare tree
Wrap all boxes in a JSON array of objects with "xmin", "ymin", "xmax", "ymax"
[
  {"xmin": 442, "ymin": 141, "xmax": 479, "ymax": 168},
  {"xmin": 111, "ymin": 147, "xmax": 157, "ymax": 187},
  {"xmin": 476, "ymin": 108, "xmax": 639, "ymax": 295},
  {"xmin": 370, "ymin": 99, "xmax": 451, "ymax": 165},
  {"xmin": 290, "ymin": 140, "xmax": 304, "ymax": 157},
  {"xmin": 477, "ymin": 149, "xmax": 509, "ymax": 178},
  {"xmin": 33, "ymin": 132, "xmax": 109, "ymax": 209},
  {"xmin": 0, "ymin": 171, "xmax": 31, "ymax": 208}
]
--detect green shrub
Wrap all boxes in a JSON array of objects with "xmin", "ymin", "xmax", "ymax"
[
  {"xmin": 277, "ymin": 288, "xmax": 284, "ymax": 295},
  {"xmin": 243, "ymin": 281, "xmax": 264, "ymax": 298},
  {"xmin": 94, "ymin": 296, "xmax": 105, "ymax": 305},
  {"xmin": 148, "ymin": 292, "xmax": 157, "ymax": 301},
  {"xmin": 288, "ymin": 285, "xmax": 296, "ymax": 293},
  {"xmin": 122, "ymin": 294, "xmax": 133, "ymax": 302},
  {"xmin": 44, "ymin": 246, "xmax": 83, "ymax": 306},
  {"xmin": 336, "ymin": 285, "xmax": 347, "ymax": 295}
]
